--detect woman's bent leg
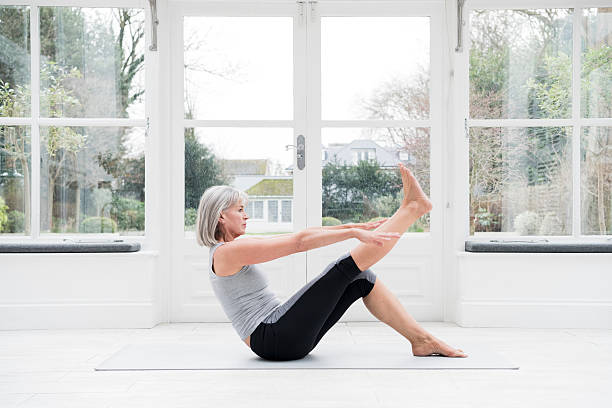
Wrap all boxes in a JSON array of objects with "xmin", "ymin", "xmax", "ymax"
[
  {"xmin": 350, "ymin": 204, "xmax": 427, "ymax": 272},
  {"xmin": 351, "ymin": 164, "xmax": 432, "ymax": 272},
  {"xmin": 250, "ymin": 254, "xmax": 373, "ymax": 361}
]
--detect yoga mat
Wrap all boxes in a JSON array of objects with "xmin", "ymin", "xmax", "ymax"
[{"xmin": 96, "ymin": 341, "xmax": 519, "ymax": 370}]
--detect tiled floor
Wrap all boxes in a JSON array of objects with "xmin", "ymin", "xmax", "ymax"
[{"xmin": 0, "ymin": 322, "xmax": 610, "ymax": 407}]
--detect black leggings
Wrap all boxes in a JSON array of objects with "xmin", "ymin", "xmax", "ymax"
[{"xmin": 249, "ymin": 253, "xmax": 376, "ymax": 361}]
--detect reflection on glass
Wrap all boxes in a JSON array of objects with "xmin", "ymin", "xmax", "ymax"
[
  {"xmin": 582, "ymin": 8, "xmax": 612, "ymax": 118},
  {"xmin": 39, "ymin": 7, "xmax": 145, "ymax": 118},
  {"xmin": 184, "ymin": 17, "xmax": 293, "ymax": 120},
  {"xmin": 470, "ymin": 9, "xmax": 572, "ymax": 119},
  {"xmin": 322, "ymin": 128, "xmax": 430, "ymax": 232},
  {"xmin": 322, "ymin": 17, "xmax": 430, "ymax": 120},
  {"xmin": 581, "ymin": 127, "xmax": 612, "ymax": 235},
  {"xmin": 0, "ymin": 6, "xmax": 30, "ymax": 117},
  {"xmin": 184, "ymin": 128, "xmax": 293, "ymax": 234},
  {"xmin": 469, "ymin": 127, "xmax": 572, "ymax": 235},
  {"xmin": 40, "ymin": 127, "xmax": 145, "ymax": 235},
  {"xmin": 0, "ymin": 126, "xmax": 31, "ymax": 235}
]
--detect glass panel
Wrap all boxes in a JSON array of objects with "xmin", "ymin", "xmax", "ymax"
[
  {"xmin": 253, "ymin": 200, "xmax": 263, "ymax": 219},
  {"xmin": 469, "ymin": 127, "xmax": 572, "ymax": 235},
  {"xmin": 39, "ymin": 7, "xmax": 145, "ymax": 118},
  {"xmin": 321, "ymin": 128, "xmax": 430, "ymax": 232},
  {"xmin": 268, "ymin": 199, "xmax": 278, "ymax": 222},
  {"xmin": 0, "ymin": 126, "xmax": 30, "ymax": 235},
  {"xmin": 184, "ymin": 128, "xmax": 293, "ymax": 234},
  {"xmin": 582, "ymin": 8, "xmax": 612, "ymax": 118},
  {"xmin": 281, "ymin": 200, "xmax": 291, "ymax": 223},
  {"xmin": 322, "ymin": 17, "xmax": 430, "ymax": 120},
  {"xmin": 244, "ymin": 201, "xmax": 253, "ymax": 219},
  {"xmin": 0, "ymin": 6, "xmax": 30, "ymax": 117},
  {"xmin": 184, "ymin": 17, "xmax": 292, "ymax": 120},
  {"xmin": 581, "ymin": 127, "xmax": 612, "ymax": 235},
  {"xmin": 470, "ymin": 9, "xmax": 573, "ymax": 119},
  {"xmin": 40, "ymin": 127, "xmax": 145, "ymax": 235}
]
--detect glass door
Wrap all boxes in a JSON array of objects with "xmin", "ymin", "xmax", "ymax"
[
  {"xmin": 170, "ymin": 2, "xmax": 307, "ymax": 321},
  {"xmin": 170, "ymin": 1, "xmax": 446, "ymax": 322},
  {"xmin": 305, "ymin": 2, "xmax": 445, "ymax": 320}
]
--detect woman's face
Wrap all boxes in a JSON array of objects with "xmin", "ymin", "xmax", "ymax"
[{"xmin": 219, "ymin": 201, "xmax": 249, "ymax": 241}]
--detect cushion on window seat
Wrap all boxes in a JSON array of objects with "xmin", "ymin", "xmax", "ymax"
[
  {"xmin": 465, "ymin": 240, "xmax": 612, "ymax": 253},
  {"xmin": 0, "ymin": 242, "xmax": 141, "ymax": 253}
]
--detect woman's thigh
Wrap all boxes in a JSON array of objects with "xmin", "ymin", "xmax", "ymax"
[{"xmin": 250, "ymin": 257, "xmax": 376, "ymax": 361}]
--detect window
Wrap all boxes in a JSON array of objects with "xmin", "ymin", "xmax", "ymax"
[
  {"xmin": 351, "ymin": 148, "xmax": 376, "ymax": 164},
  {"xmin": 468, "ymin": 7, "xmax": 612, "ymax": 237},
  {"xmin": 246, "ymin": 200, "xmax": 263, "ymax": 219},
  {"xmin": 268, "ymin": 200, "xmax": 278, "ymax": 222},
  {"xmin": 281, "ymin": 200, "xmax": 291, "ymax": 223},
  {"xmin": 0, "ymin": 5, "xmax": 146, "ymax": 237}
]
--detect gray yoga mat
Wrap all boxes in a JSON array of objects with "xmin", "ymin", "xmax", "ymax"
[{"xmin": 95, "ymin": 341, "xmax": 519, "ymax": 370}]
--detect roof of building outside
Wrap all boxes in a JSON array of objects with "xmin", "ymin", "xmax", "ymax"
[{"xmin": 245, "ymin": 178, "xmax": 293, "ymax": 196}]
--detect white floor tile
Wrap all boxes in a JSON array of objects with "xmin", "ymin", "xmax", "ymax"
[{"xmin": 0, "ymin": 322, "xmax": 609, "ymax": 408}]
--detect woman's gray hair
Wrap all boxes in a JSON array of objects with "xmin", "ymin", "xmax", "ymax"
[{"xmin": 195, "ymin": 185, "xmax": 249, "ymax": 248}]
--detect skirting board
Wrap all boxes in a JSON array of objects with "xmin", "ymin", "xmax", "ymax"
[
  {"xmin": 457, "ymin": 300, "xmax": 612, "ymax": 329},
  {"xmin": 0, "ymin": 303, "xmax": 158, "ymax": 330}
]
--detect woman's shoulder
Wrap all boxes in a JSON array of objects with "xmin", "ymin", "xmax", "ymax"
[{"xmin": 212, "ymin": 240, "xmax": 251, "ymax": 277}]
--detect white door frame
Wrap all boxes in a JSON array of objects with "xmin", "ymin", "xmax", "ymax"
[
  {"xmin": 305, "ymin": 0, "xmax": 447, "ymax": 321},
  {"xmin": 168, "ymin": 0, "xmax": 448, "ymax": 322},
  {"xmin": 168, "ymin": 1, "xmax": 308, "ymax": 321}
]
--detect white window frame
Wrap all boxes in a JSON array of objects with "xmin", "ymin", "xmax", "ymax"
[
  {"xmin": 459, "ymin": 0, "xmax": 612, "ymax": 241},
  {"xmin": 0, "ymin": 0, "xmax": 153, "ymax": 245}
]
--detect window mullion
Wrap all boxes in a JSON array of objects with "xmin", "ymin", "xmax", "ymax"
[
  {"xmin": 31, "ymin": 5, "xmax": 40, "ymax": 239},
  {"xmin": 572, "ymin": 7, "xmax": 581, "ymax": 238}
]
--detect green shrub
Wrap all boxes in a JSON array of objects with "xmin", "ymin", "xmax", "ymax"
[
  {"xmin": 80, "ymin": 216, "xmax": 117, "ymax": 233},
  {"xmin": 0, "ymin": 197, "xmax": 8, "ymax": 232},
  {"xmin": 110, "ymin": 196, "xmax": 144, "ymax": 231},
  {"xmin": 185, "ymin": 208, "xmax": 197, "ymax": 226},
  {"xmin": 322, "ymin": 216, "xmax": 342, "ymax": 226},
  {"xmin": 7, "ymin": 210, "xmax": 25, "ymax": 233}
]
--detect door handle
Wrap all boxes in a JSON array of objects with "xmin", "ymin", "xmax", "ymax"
[
  {"xmin": 286, "ymin": 135, "xmax": 306, "ymax": 170},
  {"xmin": 296, "ymin": 134, "xmax": 305, "ymax": 170}
]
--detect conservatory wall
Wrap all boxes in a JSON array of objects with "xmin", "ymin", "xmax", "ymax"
[{"xmin": 1, "ymin": 0, "xmax": 611, "ymax": 330}]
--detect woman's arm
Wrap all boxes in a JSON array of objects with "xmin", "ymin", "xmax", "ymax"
[
  {"xmin": 321, "ymin": 218, "xmax": 388, "ymax": 231},
  {"xmin": 215, "ymin": 223, "xmax": 398, "ymax": 271},
  {"xmin": 249, "ymin": 218, "xmax": 388, "ymax": 238}
]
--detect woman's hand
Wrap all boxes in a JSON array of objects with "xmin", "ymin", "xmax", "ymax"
[{"xmin": 352, "ymin": 228, "xmax": 401, "ymax": 247}]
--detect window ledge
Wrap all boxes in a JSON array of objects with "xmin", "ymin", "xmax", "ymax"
[
  {"xmin": 0, "ymin": 242, "xmax": 141, "ymax": 253},
  {"xmin": 465, "ymin": 239, "xmax": 612, "ymax": 253}
]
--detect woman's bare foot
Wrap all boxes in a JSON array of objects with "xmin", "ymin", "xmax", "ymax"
[
  {"xmin": 411, "ymin": 335, "xmax": 468, "ymax": 358},
  {"xmin": 398, "ymin": 163, "xmax": 432, "ymax": 214}
]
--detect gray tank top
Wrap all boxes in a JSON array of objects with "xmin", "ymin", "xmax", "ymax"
[{"xmin": 208, "ymin": 242, "xmax": 282, "ymax": 340}]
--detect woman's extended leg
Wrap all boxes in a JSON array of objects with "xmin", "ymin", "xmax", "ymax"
[
  {"xmin": 363, "ymin": 278, "xmax": 467, "ymax": 357},
  {"xmin": 350, "ymin": 164, "xmax": 432, "ymax": 272}
]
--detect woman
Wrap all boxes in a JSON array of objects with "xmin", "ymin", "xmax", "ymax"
[{"xmin": 196, "ymin": 163, "xmax": 467, "ymax": 361}]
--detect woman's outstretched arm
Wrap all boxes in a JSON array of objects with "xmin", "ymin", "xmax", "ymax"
[{"xmin": 215, "ymin": 225, "xmax": 399, "ymax": 272}]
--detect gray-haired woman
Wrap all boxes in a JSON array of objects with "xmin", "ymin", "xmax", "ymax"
[{"xmin": 196, "ymin": 163, "xmax": 467, "ymax": 361}]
